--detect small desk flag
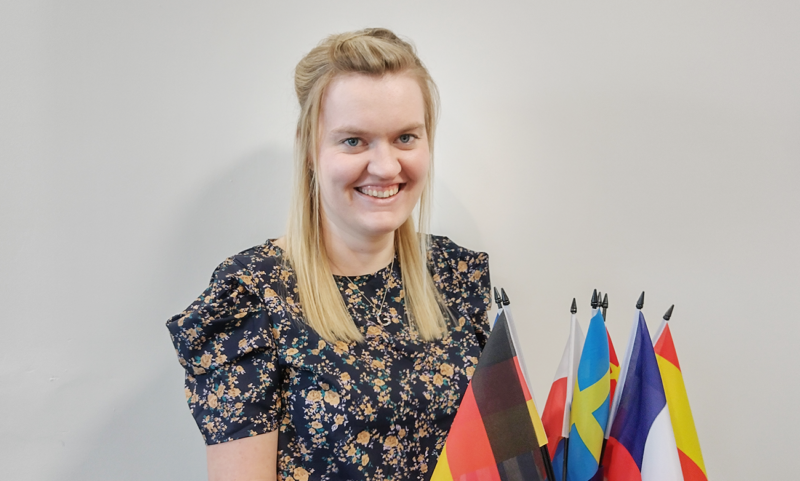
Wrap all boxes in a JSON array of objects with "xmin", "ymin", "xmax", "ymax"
[
  {"xmin": 566, "ymin": 309, "xmax": 610, "ymax": 481},
  {"xmin": 603, "ymin": 311, "xmax": 683, "ymax": 481},
  {"xmin": 542, "ymin": 311, "xmax": 585, "ymax": 481},
  {"xmin": 653, "ymin": 318, "xmax": 707, "ymax": 481},
  {"xmin": 431, "ymin": 307, "xmax": 553, "ymax": 481}
]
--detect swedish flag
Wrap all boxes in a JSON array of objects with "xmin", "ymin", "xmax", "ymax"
[{"xmin": 566, "ymin": 310, "xmax": 610, "ymax": 481}]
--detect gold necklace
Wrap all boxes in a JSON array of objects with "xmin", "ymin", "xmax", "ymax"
[{"xmin": 343, "ymin": 256, "xmax": 395, "ymax": 327}]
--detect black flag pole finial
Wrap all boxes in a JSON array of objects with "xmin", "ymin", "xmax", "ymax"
[
  {"xmin": 500, "ymin": 288, "xmax": 510, "ymax": 306},
  {"xmin": 636, "ymin": 291, "xmax": 645, "ymax": 310},
  {"xmin": 571, "ymin": 298, "xmax": 577, "ymax": 314},
  {"xmin": 602, "ymin": 293, "xmax": 609, "ymax": 320},
  {"xmin": 663, "ymin": 304, "xmax": 675, "ymax": 321},
  {"xmin": 591, "ymin": 289, "xmax": 599, "ymax": 309},
  {"xmin": 494, "ymin": 287, "xmax": 502, "ymax": 309}
]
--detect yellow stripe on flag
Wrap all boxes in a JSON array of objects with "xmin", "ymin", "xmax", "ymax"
[
  {"xmin": 526, "ymin": 399, "xmax": 548, "ymax": 448},
  {"xmin": 571, "ymin": 370, "xmax": 610, "ymax": 463},
  {"xmin": 656, "ymin": 354, "xmax": 707, "ymax": 476},
  {"xmin": 430, "ymin": 445, "xmax": 454, "ymax": 481}
]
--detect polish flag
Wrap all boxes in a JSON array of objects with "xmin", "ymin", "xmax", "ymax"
[{"xmin": 541, "ymin": 309, "xmax": 585, "ymax": 481}]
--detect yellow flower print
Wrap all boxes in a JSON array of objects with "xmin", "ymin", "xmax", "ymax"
[
  {"xmin": 286, "ymin": 348, "xmax": 298, "ymax": 356},
  {"xmin": 357, "ymin": 430, "xmax": 370, "ymax": 445},
  {"xmin": 200, "ymin": 353, "xmax": 212, "ymax": 369},
  {"xmin": 466, "ymin": 366, "xmax": 475, "ymax": 378},
  {"xmin": 334, "ymin": 414, "xmax": 344, "ymax": 425},
  {"xmin": 207, "ymin": 393, "xmax": 218, "ymax": 409},
  {"xmin": 215, "ymin": 354, "xmax": 227, "ymax": 365},
  {"xmin": 384, "ymin": 436, "xmax": 398, "ymax": 448},
  {"xmin": 367, "ymin": 326, "xmax": 382, "ymax": 337},
  {"xmin": 306, "ymin": 390, "xmax": 322, "ymax": 403},
  {"xmin": 457, "ymin": 260, "xmax": 467, "ymax": 272},
  {"xmin": 311, "ymin": 421, "xmax": 323, "ymax": 429},
  {"xmin": 340, "ymin": 372, "xmax": 351, "ymax": 382},
  {"xmin": 293, "ymin": 467, "xmax": 310, "ymax": 481},
  {"xmin": 433, "ymin": 373, "xmax": 443, "ymax": 386},
  {"xmin": 324, "ymin": 390, "xmax": 340, "ymax": 406},
  {"xmin": 371, "ymin": 359, "xmax": 385, "ymax": 370},
  {"xmin": 361, "ymin": 454, "xmax": 369, "ymax": 466},
  {"xmin": 184, "ymin": 387, "xmax": 192, "ymax": 401},
  {"xmin": 439, "ymin": 363, "xmax": 454, "ymax": 377}
]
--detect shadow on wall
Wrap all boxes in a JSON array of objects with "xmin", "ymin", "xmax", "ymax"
[{"xmin": 58, "ymin": 147, "xmax": 292, "ymax": 481}]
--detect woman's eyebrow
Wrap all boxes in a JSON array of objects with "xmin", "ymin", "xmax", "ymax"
[{"xmin": 329, "ymin": 123, "xmax": 425, "ymax": 137}]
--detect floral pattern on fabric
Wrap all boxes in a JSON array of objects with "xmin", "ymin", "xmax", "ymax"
[{"xmin": 167, "ymin": 236, "xmax": 490, "ymax": 481}]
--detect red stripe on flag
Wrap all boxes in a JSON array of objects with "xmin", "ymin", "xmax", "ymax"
[
  {"xmin": 541, "ymin": 377, "xmax": 567, "ymax": 458},
  {"xmin": 513, "ymin": 356, "xmax": 532, "ymax": 401},
  {"xmin": 678, "ymin": 450, "xmax": 708, "ymax": 481},
  {"xmin": 602, "ymin": 437, "xmax": 641, "ymax": 481},
  {"xmin": 445, "ymin": 384, "xmax": 500, "ymax": 479},
  {"xmin": 607, "ymin": 328, "xmax": 620, "ymax": 406},
  {"xmin": 653, "ymin": 324, "xmax": 681, "ymax": 370}
]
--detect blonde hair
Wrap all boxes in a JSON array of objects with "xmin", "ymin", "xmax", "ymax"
[{"xmin": 285, "ymin": 28, "xmax": 447, "ymax": 343}]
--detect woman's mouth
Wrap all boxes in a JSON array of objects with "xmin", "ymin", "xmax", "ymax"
[{"xmin": 355, "ymin": 184, "xmax": 401, "ymax": 199}]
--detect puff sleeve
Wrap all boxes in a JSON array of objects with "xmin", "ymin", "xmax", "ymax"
[
  {"xmin": 430, "ymin": 236, "xmax": 492, "ymax": 349},
  {"xmin": 166, "ymin": 256, "xmax": 282, "ymax": 444}
]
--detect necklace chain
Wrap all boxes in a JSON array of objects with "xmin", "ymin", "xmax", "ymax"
[{"xmin": 343, "ymin": 256, "xmax": 395, "ymax": 327}]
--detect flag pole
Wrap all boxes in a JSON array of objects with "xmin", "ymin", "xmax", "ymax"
[
  {"xmin": 663, "ymin": 304, "xmax": 674, "ymax": 321},
  {"xmin": 601, "ymin": 293, "xmax": 608, "ymax": 321},
  {"xmin": 500, "ymin": 288, "xmax": 556, "ymax": 481},
  {"xmin": 562, "ymin": 298, "xmax": 578, "ymax": 481}
]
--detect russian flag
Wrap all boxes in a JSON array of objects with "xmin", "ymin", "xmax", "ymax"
[
  {"xmin": 603, "ymin": 311, "xmax": 683, "ymax": 481},
  {"xmin": 542, "ymin": 310, "xmax": 585, "ymax": 481}
]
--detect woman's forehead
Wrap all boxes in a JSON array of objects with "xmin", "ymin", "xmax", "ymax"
[{"xmin": 320, "ymin": 72, "xmax": 426, "ymax": 134}]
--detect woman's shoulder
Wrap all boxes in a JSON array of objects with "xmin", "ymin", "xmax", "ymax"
[
  {"xmin": 221, "ymin": 239, "xmax": 285, "ymax": 278},
  {"xmin": 428, "ymin": 235, "xmax": 490, "ymax": 312},
  {"xmin": 428, "ymin": 234, "xmax": 489, "ymax": 272}
]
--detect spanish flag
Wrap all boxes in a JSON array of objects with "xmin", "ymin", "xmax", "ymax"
[
  {"xmin": 431, "ymin": 307, "xmax": 554, "ymax": 481},
  {"xmin": 653, "ymin": 311, "xmax": 708, "ymax": 481}
]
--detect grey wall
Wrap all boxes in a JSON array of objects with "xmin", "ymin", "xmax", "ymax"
[{"xmin": 2, "ymin": 1, "xmax": 798, "ymax": 479}]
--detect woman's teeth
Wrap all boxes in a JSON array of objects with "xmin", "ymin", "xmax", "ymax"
[{"xmin": 357, "ymin": 186, "xmax": 399, "ymax": 198}]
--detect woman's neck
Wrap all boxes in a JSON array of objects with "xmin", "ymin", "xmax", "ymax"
[{"xmin": 323, "ymin": 228, "xmax": 395, "ymax": 276}]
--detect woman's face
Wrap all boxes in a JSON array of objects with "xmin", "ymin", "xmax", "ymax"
[{"xmin": 316, "ymin": 72, "xmax": 429, "ymax": 243}]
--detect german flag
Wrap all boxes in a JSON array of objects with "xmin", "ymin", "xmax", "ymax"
[{"xmin": 431, "ymin": 308, "xmax": 555, "ymax": 481}]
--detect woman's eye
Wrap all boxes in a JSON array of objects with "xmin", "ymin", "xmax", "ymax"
[
  {"xmin": 399, "ymin": 134, "xmax": 414, "ymax": 143},
  {"xmin": 344, "ymin": 138, "xmax": 360, "ymax": 147}
]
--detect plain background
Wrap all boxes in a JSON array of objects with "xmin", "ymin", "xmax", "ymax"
[{"xmin": 2, "ymin": 1, "xmax": 798, "ymax": 479}]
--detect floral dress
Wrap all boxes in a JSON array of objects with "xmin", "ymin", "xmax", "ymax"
[{"xmin": 166, "ymin": 236, "xmax": 491, "ymax": 481}]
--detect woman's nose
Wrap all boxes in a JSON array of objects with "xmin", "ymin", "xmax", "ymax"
[{"xmin": 367, "ymin": 141, "xmax": 401, "ymax": 179}]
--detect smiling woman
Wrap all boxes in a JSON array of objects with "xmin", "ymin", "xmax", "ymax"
[{"xmin": 166, "ymin": 28, "xmax": 492, "ymax": 481}]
